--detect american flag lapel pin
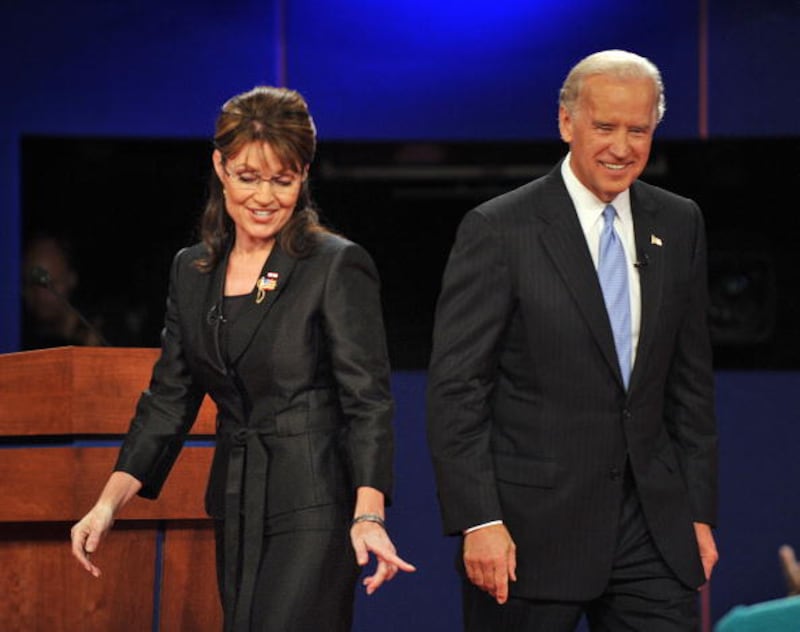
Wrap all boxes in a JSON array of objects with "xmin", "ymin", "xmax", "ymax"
[
  {"xmin": 650, "ymin": 234, "xmax": 663, "ymax": 247},
  {"xmin": 255, "ymin": 272, "xmax": 279, "ymax": 304}
]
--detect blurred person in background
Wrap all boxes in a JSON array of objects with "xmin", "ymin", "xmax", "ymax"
[{"xmin": 21, "ymin": 232, "xmax": 106, "ymax": 349}]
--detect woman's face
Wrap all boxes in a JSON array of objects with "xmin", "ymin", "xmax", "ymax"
[{"xmin": 213, "ymin": 141, "xmax": 305, "ymax": 249}]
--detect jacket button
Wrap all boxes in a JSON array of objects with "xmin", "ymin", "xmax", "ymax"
[{"xmin": 609, "ymin": 467, "xmax": 622, "ymax": 480}]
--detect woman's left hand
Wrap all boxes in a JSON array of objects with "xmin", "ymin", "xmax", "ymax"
[{"xmin": 350, "ymin": 520, "xmax": 416, "ymax": 594}]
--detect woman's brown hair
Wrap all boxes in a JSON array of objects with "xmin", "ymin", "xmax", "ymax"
[{"xmin": 195, "ymin": 86, "xmax": 327, "ymax": 271}]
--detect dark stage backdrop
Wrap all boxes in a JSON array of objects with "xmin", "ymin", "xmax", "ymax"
[
  {"xmin": 5, "ymin": 0, "xmax": 799, "ymax": 353},
  {"xmin": 21, "ymin": 136, "xmax": 800, "ymax": 370}
]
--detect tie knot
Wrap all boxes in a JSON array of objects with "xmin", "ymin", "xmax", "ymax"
[{"xmin": 603, "ymin": 204, "xmax": 617, "ymax": 225}]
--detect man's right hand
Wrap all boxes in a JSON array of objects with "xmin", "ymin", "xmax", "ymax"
[{"xmin": 463, "ymin": 523, "xmax": 517, "ymax": 604}]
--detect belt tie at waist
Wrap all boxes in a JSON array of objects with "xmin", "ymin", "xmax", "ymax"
[{"xmin": 223, "ymin": 426, "xmax": 270, "ymax": 632}]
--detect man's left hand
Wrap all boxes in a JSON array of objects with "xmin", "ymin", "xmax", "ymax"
[{"xmin": 694, "ymin": 522, "xmax": 719, "ymax": 583}]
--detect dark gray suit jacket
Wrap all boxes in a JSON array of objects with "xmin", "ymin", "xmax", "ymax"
[
  {"xmin": 427, "ymin": 163, "xmax": 717, "ymax": 599},
  {"xmin": 115, "ymin": 231, "xmax": 395, "ymax": 528}
]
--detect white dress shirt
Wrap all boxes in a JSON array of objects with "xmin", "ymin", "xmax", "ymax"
[{"xmin": 560, "ymin": 154, "xmax": 641, "ymax": 369}]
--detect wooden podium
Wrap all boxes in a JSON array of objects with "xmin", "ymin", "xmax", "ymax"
[{"xmin": 0, "ymin": 347, "xmax": 222, "ymax": 631}]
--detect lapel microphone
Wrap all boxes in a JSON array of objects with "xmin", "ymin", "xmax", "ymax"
[
  {"xmin": 634, "ymin": 253, "xmax": 650, "ymax": 268},
  {"xmin": 207, "ymin": 303, "xmax": 226, "ymax": 325},
  {"xmin": 28, "ymin": 265, "xmax": 110, "ymax": 346}
]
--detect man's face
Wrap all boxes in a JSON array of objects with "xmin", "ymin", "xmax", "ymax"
[{"xmin": 559, "ymin": 74, "xmax": 657, "ymax": 202}]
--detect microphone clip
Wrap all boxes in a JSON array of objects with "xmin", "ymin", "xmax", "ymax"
[{"xmin": 207, "ymin": 303, "xmax": 225, "ymax": 325}]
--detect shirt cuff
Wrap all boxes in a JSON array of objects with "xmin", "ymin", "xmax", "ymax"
[{"xmin": 463, "ymin": 520, "xmax": 503, "ymax": 534}]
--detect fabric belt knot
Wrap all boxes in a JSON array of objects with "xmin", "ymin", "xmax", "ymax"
[
  {"xmin": 223, "ymin": 425, "xmax": 271, "ymax": 632},
  {"xmin": 230, "ymin": 427, "xmax": 251, "ymax": 445}
]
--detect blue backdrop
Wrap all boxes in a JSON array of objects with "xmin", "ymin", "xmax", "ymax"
[{"xmin": 2, "ymin": 0, "xmax": 799, "ymax": 628}]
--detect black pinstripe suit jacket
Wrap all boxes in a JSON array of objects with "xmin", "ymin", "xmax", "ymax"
[{"xmin": 426, "ymin": 162, "xmax": 717, "ymax": 599}]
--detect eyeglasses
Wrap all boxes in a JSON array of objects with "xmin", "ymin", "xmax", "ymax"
[{"xmin": 222, "ymin": 164, "xmax": 302, "ymax": 192}]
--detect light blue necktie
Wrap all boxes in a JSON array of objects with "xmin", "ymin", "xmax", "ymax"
[{"xmin": 598, "ymin": 204, "xmax": 632, "ymax": 388}]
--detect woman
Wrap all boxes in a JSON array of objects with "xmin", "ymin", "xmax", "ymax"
[{"xmin": 70, "ymin": 86, "xmax": 414, "ymax": 632}]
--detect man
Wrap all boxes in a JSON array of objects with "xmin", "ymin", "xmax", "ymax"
[{"xmin": 426, "ymin": 50, "xmax": 719, "ymax": 631}]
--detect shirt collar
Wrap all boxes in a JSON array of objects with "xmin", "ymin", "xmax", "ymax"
[{"xmin": 561, "ymin": 152, "xmax": 632, "ymax": 231}]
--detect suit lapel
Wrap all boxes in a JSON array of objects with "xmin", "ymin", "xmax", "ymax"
[
  {"xmin": 537, "ymin": 174, "xmax": 624, "ymax": 386},
  {"xmin": 629, "ymin": 183, "xmax": 664, "ymax": 390},
  {"xmin": 225, "ymin": 240, "xmax": 298, "ymax": 365}
]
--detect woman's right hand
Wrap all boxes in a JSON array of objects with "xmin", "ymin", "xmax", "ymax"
[
  {"xmin": 70, "ymin": 502, "xmax": 115, "ymax": 578},
  {"xmin": 69, "ymin": 470, "xmax": 143, "ymax": 577}
]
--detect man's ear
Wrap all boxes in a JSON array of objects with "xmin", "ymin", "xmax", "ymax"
[{"xmin": 558, "ymin": 105, "xmax": 573, "ymax": 144}]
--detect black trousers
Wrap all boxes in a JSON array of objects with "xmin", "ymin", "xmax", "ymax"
[
  {"xmin": 463, "ymin": 471, "xmax": 699, "ymax": 632},
  {"xmin": 215, "ymin": 524, "xmax": 360, "ymax": 632}
]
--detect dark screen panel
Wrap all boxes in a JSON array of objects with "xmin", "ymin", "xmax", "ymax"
[{"xmin": 22, "ymin": 136, "xmax": 800, "ymax": 369}]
